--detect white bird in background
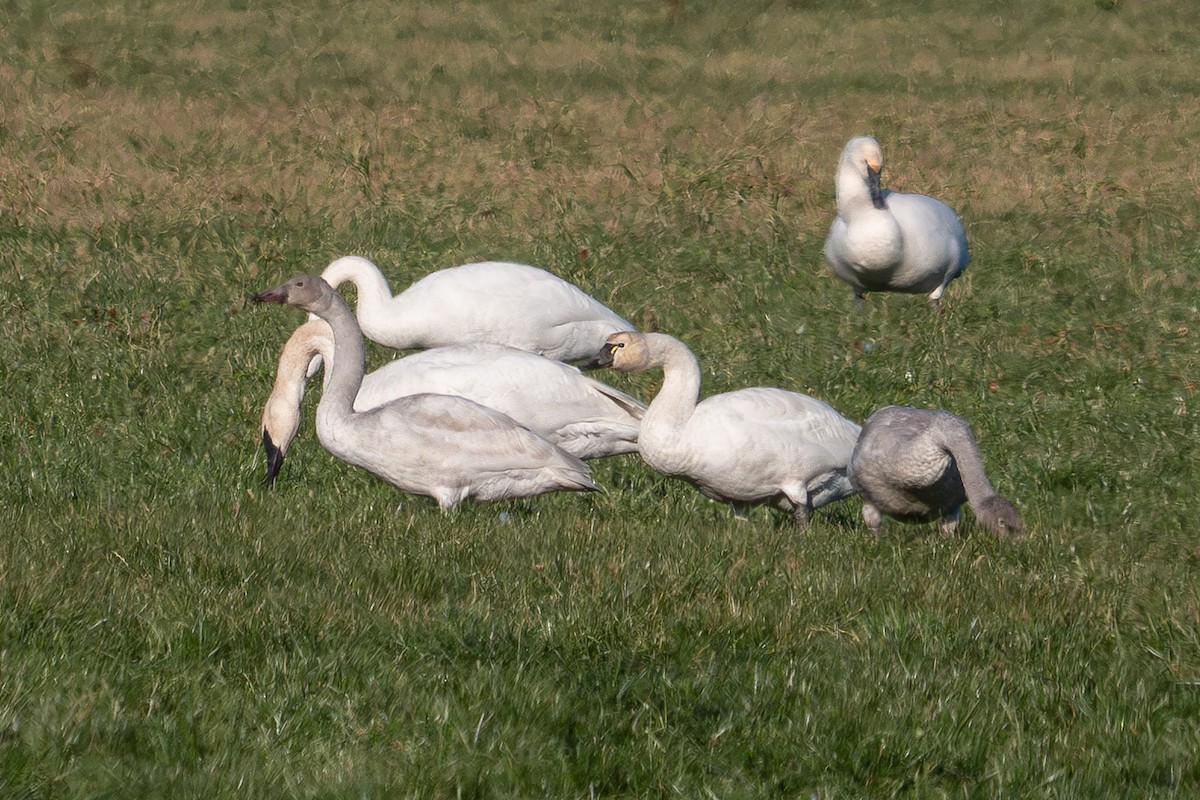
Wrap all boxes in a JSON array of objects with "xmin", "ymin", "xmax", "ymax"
[
  {"xmin": 823, "ymin": 136, "xmax": 970, "ymax": 310},
  {"xmin": 318, "ymin": 256, "xmax": 635, "ymax": 362},
  {"xmin": 254, "ymin": 275, "xmax": 598, "ymax": 510},
  {"xmin": 259, "ymin": 319, "xmax": 646, "ymax": 485},
  {"xmin": 848, "ymin": 405, "xmax": 1025, "ymax": 537},
  {"xmin": 586, "ymin": 331, "xmax": 862, "ymax": 527}
]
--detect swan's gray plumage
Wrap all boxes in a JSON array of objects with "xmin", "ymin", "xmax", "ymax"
[
  {"xmin": 588, "ymin": 331, "xmax": 861, "ymax": 527},
  {"xmin": 319, "ymin": 256, "xmax": 634, "ymax": 361},
  {"xmin": 823, "ymin": 136, "xmax": 970, "ymax": 310},
  {"xmin": 848, "ymin": 405, "xmax": 1024, "ymax": 537},
  {"xmin": 255, "ymin": 275, "xmax": 598, "ymax": 509}
]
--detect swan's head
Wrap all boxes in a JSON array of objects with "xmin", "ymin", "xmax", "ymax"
[
  {"xmin": 842, "ymin": 136, "xmax": 887, "ymax": 210},
  {"xmin": 254, "ymin": 274, "xmax": 334, "ymax": 314},
  {"xmin": 974, "ymin": 494, "xmax": 1026, "ymax": 539},
  {"xmin": 584, "ymin": 331, "xmax": 651, "ymax": 373}
]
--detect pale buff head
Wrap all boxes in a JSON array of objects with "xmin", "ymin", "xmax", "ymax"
[{"xmin": 587, "ymin": 331, "xmax": 656, "ymax": 373}]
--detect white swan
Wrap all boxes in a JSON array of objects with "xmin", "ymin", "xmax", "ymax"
[
  {"xmin": 848, "ymin": 405, "xmax": 1025, "ymax": 537},
  {"xmin": 586, "ymin": 331, "xmax": 862, "ymax": 527},
  {"xmin": 318, "ymin": 256, "xmax": 635, "ymax": 361},
  {"xmin": 254, "ymin": 275, "xmax": 599, "ymax": 509},
  {"xmin": 823, "ymin": 136, "xmax": 970, "ymax": 310},
  {"xmin": 260, "ymin": 319, "xmax": 646, "ymax": 484}
]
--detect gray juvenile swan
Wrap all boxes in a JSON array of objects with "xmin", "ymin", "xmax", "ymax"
[
  {"xmin": 823, "ymin": 136, "xmax": 970, "ymax": 310},
  {"xmin": 260, "ymin": 319, "xmax": 646, "ymax": 485},
  {"xmin": 848, "ymin": 405, "xmax": 1025, "ymax": 537},
  {"xmin": 587, "ymin": 331, "xmax": 861, "ymax": 527},
  {"xmin": 254, "ymin": 275, "xmax": 598, "ymax": 510},
  {"xmin": 319, "ymin": 256, "xmax": 635, "ymax": 362}
]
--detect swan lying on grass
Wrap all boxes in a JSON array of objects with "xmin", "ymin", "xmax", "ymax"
[
  {"xmin": 254, "ymin": 275, "xmax": 598, "ymax": 510},
  {"xmin": 824, "ymin": 136, "xmax": 970, "ymax": 310},
  {"xmin": 586, "ymin": 331, "xmax": 861, "ymax": 527}
]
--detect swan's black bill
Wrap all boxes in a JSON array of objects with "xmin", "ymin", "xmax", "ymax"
[
  {"xmin": 581, "ymin": 343, "xmax": 617, "ymax": 371},
  {"xmin": 254, "ymin": 281, "xmax": 294, "ymax": 307},
  {"xmin": 253, "ymin": 285, "xmax": 289, "ymax": 304},
  {"xmin": 867, "ymin": 166, "xmax": 886, "ymax": 210},
  {"xmin": 263, "ymin": 429, "xmax": 285, "ymax": 487}
]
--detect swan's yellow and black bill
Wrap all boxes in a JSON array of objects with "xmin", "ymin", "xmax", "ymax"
[{"xmin": 581, "ymin": 341, "xmax": 619, "ymax": 371}]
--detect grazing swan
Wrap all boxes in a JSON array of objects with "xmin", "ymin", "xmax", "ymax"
[
  {"xmin": 318, "ymin": 256, "xmax": 635, "ymax": 361},
  {"xmin": 848, "ymin": 405, "xmax": 1025, "ymax": 537},
  {"xmin": 823, "ymin": 136, "xmax": 970, "ymax": 310},
  {"xmin": 254, "ymin": 275, "xmax": 598, "ymax": 509},
  {"xmin": 586, "ymin": 331, "xmax": 861, "ymax": 527},
  {"xmin": 260, "ymin": 319, "xmax": 646, "ymax": 485}
]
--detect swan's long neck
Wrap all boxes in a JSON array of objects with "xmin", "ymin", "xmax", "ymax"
[
  {"xmin": 269, "ymin": 337, "xmax": 315, "ymax": 414},
  {"xmin": 271, "ymin": 321, "xmax": 335, "ymax": 406},
  {"xmin": 642, "ymin": 334, "xmax": 702, "ymax": 430},
  {"xmin": 321, "ymin": 257, "xmax": 395, "ymax": 336},
  {"xmin": 936, "ymin": 424, "xmax": 998, "ymax": 505},
  {"xmin": 312, "ymin": 290, "xmax": 366, "ymax": 425}
]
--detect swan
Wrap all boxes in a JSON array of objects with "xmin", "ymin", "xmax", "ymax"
[
  {"xmin": 260, "ymin": 319, "xmax": 646, "ymax": 485},
  {"xmin": 823, "ymin": 136, "xmax": 970, "ymax": 310},
  {"xmin": 318, "ymin": 256, "xmax": 635, "ymax": 361},
  {"xmin": 254, "ymin": 275, "xmax": 599, "ymax": 509},
  {"xmin": 586, "ymin": 331, "xmax": 862, "ymax": 527},
  {"xmin": 848, "ymin": 405, "xmax": 1025, "ymax": 537}
]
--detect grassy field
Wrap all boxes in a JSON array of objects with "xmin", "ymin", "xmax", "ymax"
[{"xmin": 2, "ymin": 0, "xmax": 1199, "ymax": 795}]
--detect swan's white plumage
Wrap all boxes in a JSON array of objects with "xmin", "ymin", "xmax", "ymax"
[
  {"xmin": 260, "ymin": 319, "xmax": 645, "ymax": 483},
  {"xmin": 823, "ymin": 136, "xmax": 970, "ymax": 308},
  {"xmin": 848, "ymin": 405, "xmax": 1025, "ymax": 537},
  {"xmin": 590, "ymin": 331, "xmax": 861, "ymax": 526},
  {"xmin": 319, "ymin": 256, "xmax": 634, "ymax": 361},
  {"xmin": 255, "ymin": 275, "xmax": 598, "ymax": 509}
]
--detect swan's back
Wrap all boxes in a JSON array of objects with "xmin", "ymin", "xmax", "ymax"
[
  {"xmin": 885, "ymin": 191, "xmax": 970, "ymax": 285},
  {"xmin": 690, "ymin": 387, "xmax": 860, "ymax": 467},
  {"xmin": 850, "ymin": 406, "xmax": 958, "ymax": 495},
  {"xmin": 645, "ymin": 386, "xmax": 861, "ymax": 504},
  {"xmin": 383, "ymin": 262, "xmax": 634, "ymax": 360},
  {"xmin": 358, "ymin": 342, "xmax": 645, "ymax": 457},
  {"xmin": 318, "ymin": 392, "xmax": 598, "ymax": 509}
]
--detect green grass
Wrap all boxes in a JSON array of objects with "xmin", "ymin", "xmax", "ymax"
[{"xmin": 2, "ymin": 0, "xmax": 1200, "ymax": 796}]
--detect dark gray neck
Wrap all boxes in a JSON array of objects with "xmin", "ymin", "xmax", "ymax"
[
  {"xmin": 314, "ymin": 290, "xmax": 366, "ymax": 422},
  {"xmin": 937, "ymin": 423, "xmax": 998, "ymax": 505}
]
